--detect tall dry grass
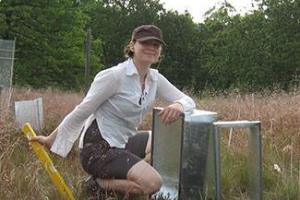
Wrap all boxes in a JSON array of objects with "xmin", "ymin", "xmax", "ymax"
[
  {"xmin": 199, "ymin": 89, "xmax": 300, "ymax": 199},
  {"xmin": 200, "ymin": 90, "xmax": 300, "ymax": 155},
  {"xmin": 0, "ymin": 87, "xmax": 83, "ymax": 199},
  {"xmin": 0, "ymin": 87, "xmax": 299, "ymax": 199}
]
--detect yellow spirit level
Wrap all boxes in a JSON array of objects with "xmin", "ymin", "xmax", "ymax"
[{"xmin": 22, "ymin": 123, "xmax": 75, "ymax": 200}]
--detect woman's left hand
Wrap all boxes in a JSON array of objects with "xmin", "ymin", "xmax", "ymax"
[{"xmin": 159, "ymin": 103, "xmax": 184, "ymax": 124}]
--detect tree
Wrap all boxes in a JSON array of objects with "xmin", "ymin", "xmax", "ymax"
[
  {"xmin": 259, "ymin": 0, "xmax": 300, "ymax": 88},
  {"xmin": 0, "ymin": 5, "xmax": 7, "ymax": 36},
  {"xmin": 84, "ymin": 0, "xmax": 164, "ymax": 67},
  {"xmin": 1, "ymin": 0, "xmax": 298, "ymax": 91},
  {"xmin": 158, "ymin": 10, "xmax": 200, "ymax": 90},
  {"xmin": 0, "ymin": 0, "xmax": 91, "ymax": 89},
  {"xmin": 200, "ymin": 2, "xmax": 239, "ymax": 90}
]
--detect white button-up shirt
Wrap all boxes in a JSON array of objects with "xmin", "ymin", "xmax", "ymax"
[{"xmin": 51, "ymin": 59, "xmax": 196, "ymax": 157}]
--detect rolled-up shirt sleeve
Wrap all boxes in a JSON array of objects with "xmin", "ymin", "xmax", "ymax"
[
  {"xmin": 156, "ymin": 73, "xmax": 196, "ymax": 112},
  {"xmin": 51, "ymin": 69, "xmax": 118, "ymax": 157}
]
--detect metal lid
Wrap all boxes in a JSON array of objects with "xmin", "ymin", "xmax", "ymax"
[{"xmin": 185, "ymin": 109, "xmax": 218, "ymax": 123}]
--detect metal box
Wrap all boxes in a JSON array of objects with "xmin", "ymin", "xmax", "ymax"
[{"xmin": 152, "ymin": 108, "xmax": 217, "ymax": 200}]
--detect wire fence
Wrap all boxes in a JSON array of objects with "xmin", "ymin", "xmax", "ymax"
[{"xmin": 0, "ymin": 39, "xmax": 15, "ymax": 113}]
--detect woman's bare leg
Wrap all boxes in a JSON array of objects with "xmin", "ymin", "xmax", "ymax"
[
  {"xmin": 92, "ymin": 132, "xmax": 159, "ymax": 197},
  {"xmin": 97, "ymin": 178, "xmax": 144, "ymax": 194},
  {"xmin": 144, "ymin": 132, "xmax": 152, "ymax": 163},
  {"xmin": 97, "ymin": 159, "xmax": 162, "ymax": 196}
]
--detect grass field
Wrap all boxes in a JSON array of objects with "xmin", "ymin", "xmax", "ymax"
[{"xmin": 0, "ymin": 87, "xmax": 299, "ymax": 199}]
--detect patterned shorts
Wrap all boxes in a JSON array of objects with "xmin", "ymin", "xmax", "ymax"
[{"xmin": 80, "ymin": 120, "xmax": 149, "ymax": 179}]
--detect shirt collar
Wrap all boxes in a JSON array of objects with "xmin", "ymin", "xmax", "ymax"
[
  {"xmin": 125, "ymin": 58, "xmax": 158, "ymax": 81},
  {"xmin": 126, "ymin": 58, "xmax": 139, "ymax": 76}
]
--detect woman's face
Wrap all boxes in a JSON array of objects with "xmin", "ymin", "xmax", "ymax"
[{"xmin": 131, "ymin": 39, "xmax": 162, "ymax": 66}]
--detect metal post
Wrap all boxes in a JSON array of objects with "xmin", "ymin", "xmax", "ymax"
[
  {"xmin": 249, "ymin": 123, "xmax": 263, "ymax": 200},
  {"xmin": 213, "ymin": 126, "xmax": 221, "ymax": 200}
]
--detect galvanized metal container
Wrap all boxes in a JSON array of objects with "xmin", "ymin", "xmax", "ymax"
[
  {"xmin": 152, "ymin": 108, "xmax": 217, "ymax": 200},
  {"xmin": 181, "ymin": 110, "xmax": 218, "ymax": 200}
]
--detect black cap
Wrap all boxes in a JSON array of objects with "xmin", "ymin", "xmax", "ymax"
[{"xmin": 132, "ymin": 25, "xmax": 166, "ymax": 45}]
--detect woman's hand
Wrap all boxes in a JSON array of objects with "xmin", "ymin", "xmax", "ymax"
[
  {"xmin": 159, "ymin": 102, "xmax": 184, "ymax": 124},
  {"xmin": 29, "ymin": 128, "xmax": 58, "ymax": 150}
]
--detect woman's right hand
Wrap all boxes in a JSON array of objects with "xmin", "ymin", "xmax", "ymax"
[
  {"xmin": 30, "ymin": 135, "xmax": 54, "ymax": 149},
  {"xmin": 29, "ymin": 128, "xmax": 58, "ymax": 150}
]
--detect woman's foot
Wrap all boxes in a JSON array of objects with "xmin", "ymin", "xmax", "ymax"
[{"xmin": 83, "ymin": 176, "xmax": 112, "ymax": 200}]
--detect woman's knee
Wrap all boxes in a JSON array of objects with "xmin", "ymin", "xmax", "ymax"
[
  {"xmin": 142, "ymin": 173, "xmax": 162, "ymax": 194},
  {"xmin": 127, "ymin": 160, "xmax": 162, "ymax": 194}
]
